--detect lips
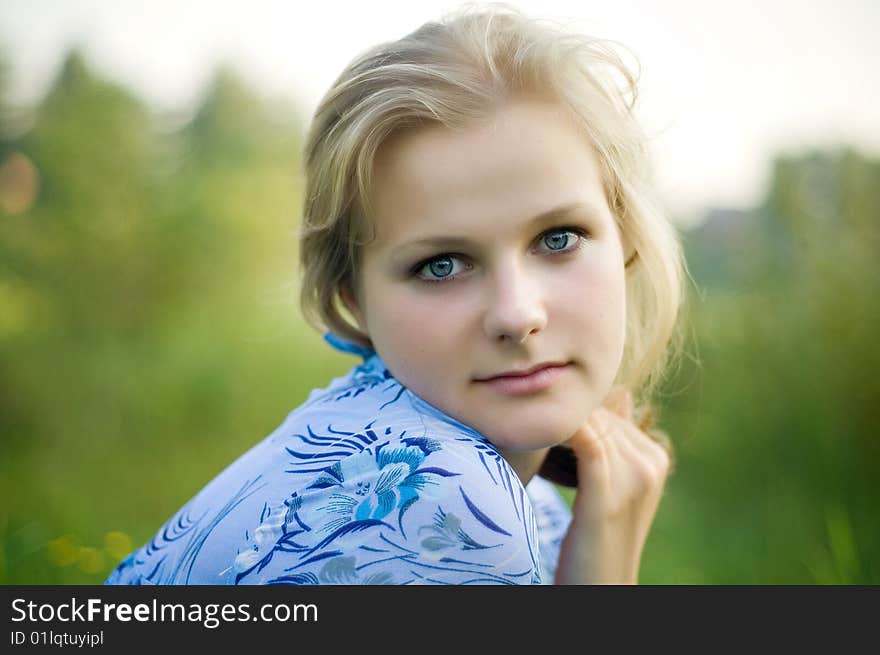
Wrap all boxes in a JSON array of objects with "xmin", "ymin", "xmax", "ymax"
[
  {"xmin": 477, "ymin": 361, "xmax": 569, "ymax": 381},
  {"xmin": 474, "ymin": 361, "xmax": 572, "ymax": 396}
]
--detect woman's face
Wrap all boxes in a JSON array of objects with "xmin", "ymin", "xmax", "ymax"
[{"xmin": 345, "ymin": 97, "xmax": 630, "ymax": 470}]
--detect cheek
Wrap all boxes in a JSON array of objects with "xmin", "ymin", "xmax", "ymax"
[
  {"xmin": 371, "ymin": 291, "xmax": 463, "ymax": 349},
  {"xmin": 363, "ymin": 288, "xmax": 469, "ymax": 391},
  {"xmin": 557, "ymin": 256, "xmax": 627, "ymax": 350}
]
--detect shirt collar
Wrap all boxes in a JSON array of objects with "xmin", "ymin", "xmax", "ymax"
[
  {"xmin": 322, "ymin": 331, "xmax": 488, "ymax": 443},
  {"xmin": 322, "ymin": 331, "xmax": 376, "ymax": 362}
]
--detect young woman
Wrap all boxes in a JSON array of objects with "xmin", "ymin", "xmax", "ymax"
[{"xmin": 106, "ymin": 4, "xmax": 685, "ymax": 585}]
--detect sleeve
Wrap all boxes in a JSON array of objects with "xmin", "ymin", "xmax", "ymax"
[
  {"xmin": 230, "ymin": 436, "xmax": 548, "ymax": 585},
  {"xmin": 525, "ymin": 475, "xmax": 573, "ymax": 585}
]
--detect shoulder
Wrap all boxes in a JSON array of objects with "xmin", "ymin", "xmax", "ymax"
[
  {"xmin": 232, "ymin": 428, "xmax": 542, "ymax": 584},
  {"xmin": 526, "ymin": 475, "xmax": 572, "ymax": 525},
  {"xmin": 108, "ymin": 355, "xmax": 545, "ymax": 585}
]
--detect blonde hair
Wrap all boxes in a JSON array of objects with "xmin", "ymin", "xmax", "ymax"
[{"xmin": 298, "ymin": 2, "xmax": 687, "ymax": 412}]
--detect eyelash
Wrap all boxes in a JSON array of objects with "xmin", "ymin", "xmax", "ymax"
[{"xmin": 409, "ymin": 226, "xmax": 589, "ymax": 285}]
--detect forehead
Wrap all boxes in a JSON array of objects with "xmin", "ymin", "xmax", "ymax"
[{"xmin": 367, "ymin": 98, "xmax": 611, "ymax": 246}]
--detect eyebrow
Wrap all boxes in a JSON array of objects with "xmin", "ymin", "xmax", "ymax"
[{"xmin": 395, "ymin": 201, "xmax": 598, "ymax": 252}]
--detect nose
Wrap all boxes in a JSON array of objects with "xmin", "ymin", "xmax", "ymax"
[{"xmin": 482, "ymin": 258, "xmax": 548, "ymax": 345}]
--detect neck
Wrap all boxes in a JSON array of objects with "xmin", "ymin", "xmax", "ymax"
[{"xmin": 496, "ymin": 446, "xmax": 550, "ymax": 488}]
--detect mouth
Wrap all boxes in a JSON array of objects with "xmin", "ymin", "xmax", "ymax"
[
  {"xmin": 476, "ymin": 361, "xmax": 571, "ymax": 381},
  {"xmin": 474, "ymin": 361, "xmax": 572, "ymax": 396}
]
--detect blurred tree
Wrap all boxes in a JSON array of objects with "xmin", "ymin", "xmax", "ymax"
[
  {"xmin": 7, "ymin": 50, "xmax": 160, "ymax": 337},
  {"xmin": 764, "ymin": 150, "xmax": 880, "ymax": 567},
  {"xmin": 663, "ymin": 147, "xmax": 880, "ymax": 583},
  {"xmin": 0, "ymin": 51, "xmax": 311, "ymax": 583},
  {"xmin": 185, "ymin": 67, "xmax": 292, "ymax": 167}
]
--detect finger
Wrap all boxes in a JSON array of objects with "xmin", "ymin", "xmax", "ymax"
[
  {"xmin": 633, "ymin": 404, "xmax": 675, "ymax": 468},
  {"xmin": 602, "ymin": 386, "xmax": 633, "ymax": 421},
  {"xmin": 602, "ymin": 422, "xmax": 669, "ymax": 506},
  {"xmin": 622, "ymin": 425, "xmax": 672, "ymax": 483},
  {"xmin": 587, "ymin": 415, "xmax": 665, "ymax": 514},
  {"xmin": 620, "ymin": 389, "xmax": 634, "ymax": 420},
  {"xmin": 586, "ymin": 409, "xmax": 629, "ymax": 475},
  {"xmin": 570, "ymin": 413, "xmax": 620, "ymax": 491},
  {"xmin": 596, "ymin": 407, "xmax": 670, "ymax": 472},
  {"xmin": 595, "ymin": 411, "xmax": 646, "ymax": 470},
  {"xmin": 571, "ymin": 412, "xmax": 613, "ymax": 460}
]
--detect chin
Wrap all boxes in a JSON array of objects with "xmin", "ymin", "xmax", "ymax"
[{"xmin": 476, "ymin": 414, "xmax": 581, "ymax": 454}]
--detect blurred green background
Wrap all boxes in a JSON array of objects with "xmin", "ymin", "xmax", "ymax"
[{"xmin": 1, "ymin": 51, "xmax": 877, "ymax": 584}]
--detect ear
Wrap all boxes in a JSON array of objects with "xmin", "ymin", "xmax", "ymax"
[
  {"xmin": 619, "ymin": 225, "xmax": 638, "ymax": 269},
  {"xmin": 340, "ymin": 283, "xmax": 367, "ymax": 333}
]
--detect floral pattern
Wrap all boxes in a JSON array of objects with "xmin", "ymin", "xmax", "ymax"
[{"xmin": 105, "ymin": 333, "xmax": 572, "ymax": 585}]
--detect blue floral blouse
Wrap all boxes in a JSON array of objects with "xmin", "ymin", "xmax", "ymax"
[{"xmin": 105, "ymin": 333, "xmax": 572, "ymax": 585}]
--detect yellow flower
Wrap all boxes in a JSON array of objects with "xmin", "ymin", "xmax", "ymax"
[
  {"xmin": 103, "ymin": 531, "xmax": 132, "ymax": 560},
  {"xmin": 77, "ymin": 547, "xmax": 105, "ymax": 575},
  {"xmin": 47, "ymin": 535, "xmax": 79, "ymax": 568}
]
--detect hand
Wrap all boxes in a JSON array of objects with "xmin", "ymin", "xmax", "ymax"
[{"xmin": 554, "ymin": 386, "xmax": 672, "ymax": 584}]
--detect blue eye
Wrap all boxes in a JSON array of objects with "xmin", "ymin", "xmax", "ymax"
[
  {"xmin": 410, "ymin": 226, "xmax": 587, "ymax": 284},
  {"xmin": 414, "ymin": 255, "xmax": 468, "ymax": 283},
  {"xmin": 543, "ymin": 230, "xmax": 572, "ymax": 251},
  {"xmin": 539, "ymin": 227, "xmax": 587, "ymax": 253}
]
